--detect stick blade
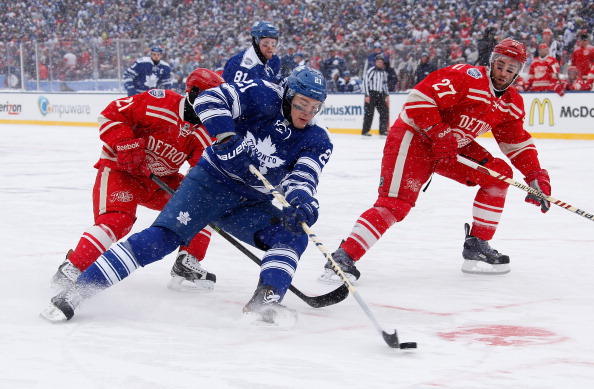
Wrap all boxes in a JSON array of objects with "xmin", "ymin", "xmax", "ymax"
[
  {"xmin": 298, "ymin": 284, "xmax": 349, "ymax": 308},
  {"xmin": 382, "ymin": 330, "xmax": 400, "ymax": 348}
]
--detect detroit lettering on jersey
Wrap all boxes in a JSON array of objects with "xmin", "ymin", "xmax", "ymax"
[
  {"xmin": 96, "ymin": 90, "xmax": 211, "ymax": 177},
  {"xmin": 222, "ymin": 46, "xmax": 281, "ymax": 84},
  {"xmin": 194, "ymin": 79, "xmax": 333, "ymax": 200}
]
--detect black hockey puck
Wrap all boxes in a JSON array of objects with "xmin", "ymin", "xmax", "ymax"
[{"xmin": 399, "ymin": 342, "xmax": 417, "ymax": 349}]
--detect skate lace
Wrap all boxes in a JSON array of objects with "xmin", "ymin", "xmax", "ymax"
[
  {"xmin": 180, "ymin": 253, "xmax": 204, "ymax": 272},
  {"xmin": 473, "ymin": 238, "xmax": 501, "ymax": 257},
  {"xmin": 263, "ymin": 290, "xmax": 281, "ymax": 304},
  {"xmin": 61, "ymin": 261, "xmax": 82, "ymax": 280}
]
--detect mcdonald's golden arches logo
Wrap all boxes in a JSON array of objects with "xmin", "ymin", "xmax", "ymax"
[{"xmin": 529, "ymin": 98, "xmax": 554, "ymax": 126}]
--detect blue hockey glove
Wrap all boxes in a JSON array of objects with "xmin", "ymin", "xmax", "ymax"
[
  {"xmin": 282, "ymin": 191, "xmax": 319, "ymax": 232},
  {"xmin": 126, "ymin": 86, "xmax": 136, "ymax": 97},
  {"xmin": 213, "ymin": 134, "xmax": 259, "ymax": 182}
]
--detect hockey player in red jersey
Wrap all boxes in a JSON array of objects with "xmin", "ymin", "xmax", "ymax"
[
  {"xmin": 320, "ymin": 38, "xmax": 552, "ymax": 282},
  {"xmin": 526, "ymin": 43, "xmax": 562, "ymax": 94},
  {"xmin": 51, "ymin": 68, "xmax": 225, "ymax": 292}
]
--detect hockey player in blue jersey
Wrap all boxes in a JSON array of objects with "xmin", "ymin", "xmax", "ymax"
[
  {"xmin": 123, "ymin": 46, "xmax": 172, "ymax": 96},
  {"xmin": 41, "ymin": 66, "xmax": 331, "ymax": 328},
  {"xmin": 222, "ymin": 20, "xmax": 281, "ymax": 84}
]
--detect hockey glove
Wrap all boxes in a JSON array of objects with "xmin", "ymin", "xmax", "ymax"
[
  {"xmin": 282, "ymin": 191, "xmax": 319, "ymax": 233},
  {"xmin": 126, "ymin": 86, "xmax": 136, "ymax": 97},
  {"xmin": 115, "ymin": 138, "xmax": 151, "ymax": 176},
  {"xmin": 427, "ymin": 124, "xmax": 459, "ymax": 164},
  {"xmin": 213, "ymin": 134, "xmax": 259, "ymax": 182},
  {"xmin": 524, "ymin": 169, "xmax": 551, "ymax": 213}
]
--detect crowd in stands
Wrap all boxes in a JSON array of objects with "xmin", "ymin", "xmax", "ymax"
[{"xmin": 1, "ymin": 0, "xmax": 593, "ymax": 91}]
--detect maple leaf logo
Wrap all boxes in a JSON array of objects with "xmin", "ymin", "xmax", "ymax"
[
  {"xmin": 244, "ymin": 131, "xmax": 285, "ymax": 174},
  {"xmin": 144, "ymin": 74, "xmax": 159, "ymax": 89},
  {"xmin": 177, "ymin": 211, "xmax": 191, "ymax": 225}
]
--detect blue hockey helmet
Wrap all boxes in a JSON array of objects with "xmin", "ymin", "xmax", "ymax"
[
  {"xmin": 250, "ymin": 21, "xmax": 279, "ymax": 44},
  {"xmin": 150, "ymin": 46, "xmax": 163, "ymax": 53},
  {"xmin": 286, "ymin": 65, "xmax": 327, "ymax": 103}
]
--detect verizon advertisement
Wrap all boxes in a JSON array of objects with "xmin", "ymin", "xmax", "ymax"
[{"xmin": 0, "ymin": 91, "xmax": 592, "ymax": 138}]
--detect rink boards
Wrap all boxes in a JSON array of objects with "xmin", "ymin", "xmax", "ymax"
[{"xmin": 0, "ymin": 91, "xmax": 592, "ymax": 139}]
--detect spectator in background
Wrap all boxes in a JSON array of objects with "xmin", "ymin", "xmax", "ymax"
[
  {"xmin": 326, "ymin": 69, "xmax": 341, "ymax": 93},
  {"xmin": 540, "ymin": 28, "xmax": 563, "ymax": 63},
  {"xmin": 476, "ymin": 27, "xmax": 497, "ymax": 66},
  {"xmin": 365, "ymin": 42, "xmax": 388, "ymax": 72},
  {"xmin": 560, "ymin": 65, "xmax": 591, "ymax": 92},
  {"xmin": 362, "ymin": 55, "xmax": 389, "ymax": 137},
  {"xmin": 59, "ymin": 51, "xmax": 78, "ymax": 91},
  {"xmin": 280, "ymin": 45, "xmax": 297, "ymax": 77},
  {"xmin": 415, "ymin": 53, "xmax": 437, "ymax": 85},
  {"xmin": 123, "ymin": 46, "xmax": 172, "ymax": 96},
  {"xmin": 171, "ymin": 72, "xmax": 186, "ymax": 95},
  {"xmin": 293, "ymin": 52, "xmax": 308, "ymax": 67},
  {"xmin": 337, "ymin": 70, "xmax": 362, "ymax": 93},
  {"xmin": 397, "ymin": 53, "xmax": 418, "ymax": 91},
  {"xmin": 320, "ymin": 47, "xmax": 346, "ymax": 80},
  {"xmin": 526, "ymin": 43, "xmax": 562, "ymax": 94},
  {"xmin": 570, "ymin": 30, "xmax": 594, "ymax": 80}
]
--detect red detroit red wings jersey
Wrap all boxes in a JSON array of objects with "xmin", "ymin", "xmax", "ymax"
[
  {"xmin": 527, "ymin": 56, "xmax": 560, "ymax": 91},
  {"xmin": 96, "ymin": 89, "xmax": 212, "ymax": 176},
  {"xmin": 396, "ymin": 64, "xmax": 538, "ymax": 175}
]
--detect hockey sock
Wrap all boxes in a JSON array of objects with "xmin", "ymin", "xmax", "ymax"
[
  {"xmin": 77, "ymin": 241, "xmax": 140, "ymax": 288},
  {"xmin": 183, "ymin": 227, "xmax": 213, "ymax": 262},
  {"xmin": 259, "ymin": 244, "xmax": 299, "ymax": 299},
  {"xmin": 70, "ymin": 224, "xmax": 117, "ymax": 271},
  {"xmin": 342, "ymin": 206, "xmax": 398, "ymax": 260},
  {"xmin": 470, "ymin": 187, "xmax": 506, "ymax": 240}
]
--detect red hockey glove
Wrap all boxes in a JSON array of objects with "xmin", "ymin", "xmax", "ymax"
[
  {"xmin": 115, "ymin": 138, "xmax": 151, "ymax": 176},
  {"xmin": 524, "ymin": 169, "xmax": 551, "ymax": 213},
  {"xmin": 554, "ymin": 83, "xmax": 565, "ymax": 97},
  {"xmin": 427, "ymin": 125, "xmax": 458, "ymax": 164}
]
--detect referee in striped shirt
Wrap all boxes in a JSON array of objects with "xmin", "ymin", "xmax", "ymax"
[{"xmin": 362, "ymin": 55, "xmax": 390, "ymax": 136}]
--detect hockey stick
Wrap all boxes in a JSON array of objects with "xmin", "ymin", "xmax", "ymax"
[
  {"xmin": 456, "ymin": 155, "xmax": 594, "ymax": 222},
  {"xmin": 149, "ymin": 174, "xmax": 349, "ymax": 308},
  {"xmin": 249, "ymin": 165, "xmax": 417, "ymax": 349}
]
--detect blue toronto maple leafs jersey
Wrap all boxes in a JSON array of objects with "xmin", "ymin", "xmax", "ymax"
[
  {"xmin": 193, "ymin": 79, "xmax": 333, "ymax": 200},
  {"xmin": 123, "ymin": 57, "xmax": 172, "ymax": 96},
  {"xmin": 222, "ymin": 46, "xmax": 281, "ymax": 84}
]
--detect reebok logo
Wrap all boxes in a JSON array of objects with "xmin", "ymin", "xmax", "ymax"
[
  {"xmin": 437, "ymin": 128, "xmax": 452, "ymax": 138},
  {"xmin": 116, "ymin": 142, "xmax": 141, "ymax": 151}
]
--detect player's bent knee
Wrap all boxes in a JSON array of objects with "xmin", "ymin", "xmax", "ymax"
[
  {"xmin": 255, "ymin": 225, "xmax": 308, "ymax": 256},
  {"xmin": 96, "ymin": 212, "xmax": 136, "ymax": 240},
  {"xmin": 373, "ymin": 197, "xmax": 413, "ymax": 222},
  {"xmin": 484, "ymin": 158, "xmax": 512, "ymax": 188}
]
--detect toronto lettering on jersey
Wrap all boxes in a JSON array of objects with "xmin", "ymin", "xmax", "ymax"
[
  {"xmin": 146, "ymin": 136, "xmax": 187, "ymax": 165},
  {"xmin": 0, "ymin": 101, "xmax": 22, "ymax": 115}
]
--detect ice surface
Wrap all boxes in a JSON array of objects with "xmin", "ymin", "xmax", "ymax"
[{"xmin": 2, "ymin": 125, "xmax": 594, "ymax": 388}]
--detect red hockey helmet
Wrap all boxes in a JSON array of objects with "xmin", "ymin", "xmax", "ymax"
[
  {"xmin": 185, "ymin": 68, "xmax": 225, "ymax": 94},
  {"xmin": 491, "ymin": 38, "xmax": 527, "ymax": 65}
]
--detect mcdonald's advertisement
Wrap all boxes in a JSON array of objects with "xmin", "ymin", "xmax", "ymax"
[
  {"xmin": 0, "ymin": 91, "xmax": 593, "ymax": 138},
  {"xmin": 522, "ymin": 93, "xmax": 594, "ymax": 139}
]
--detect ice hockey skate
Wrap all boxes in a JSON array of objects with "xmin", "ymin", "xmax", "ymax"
[
  {"xmin": 318, "ymin": 247, "xmax": 361, "ymax": 284},
  {"xmin": 50, "ymin": 250, "xmax": 82, "ymax": 290},
  {"xmin": 242, "ymin": 284, "xmax": 297, "ymax": 329},
  {"xmin": 40, "ymin": 287, "xmax": 83, "ymax": 323},
  {"xmin": 461, "ymin": 223, "xmax": 510, "ymax": 275},
  {"xmin": 167, "ymin": 250, "xmax": 216, "ymax": 292}
]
